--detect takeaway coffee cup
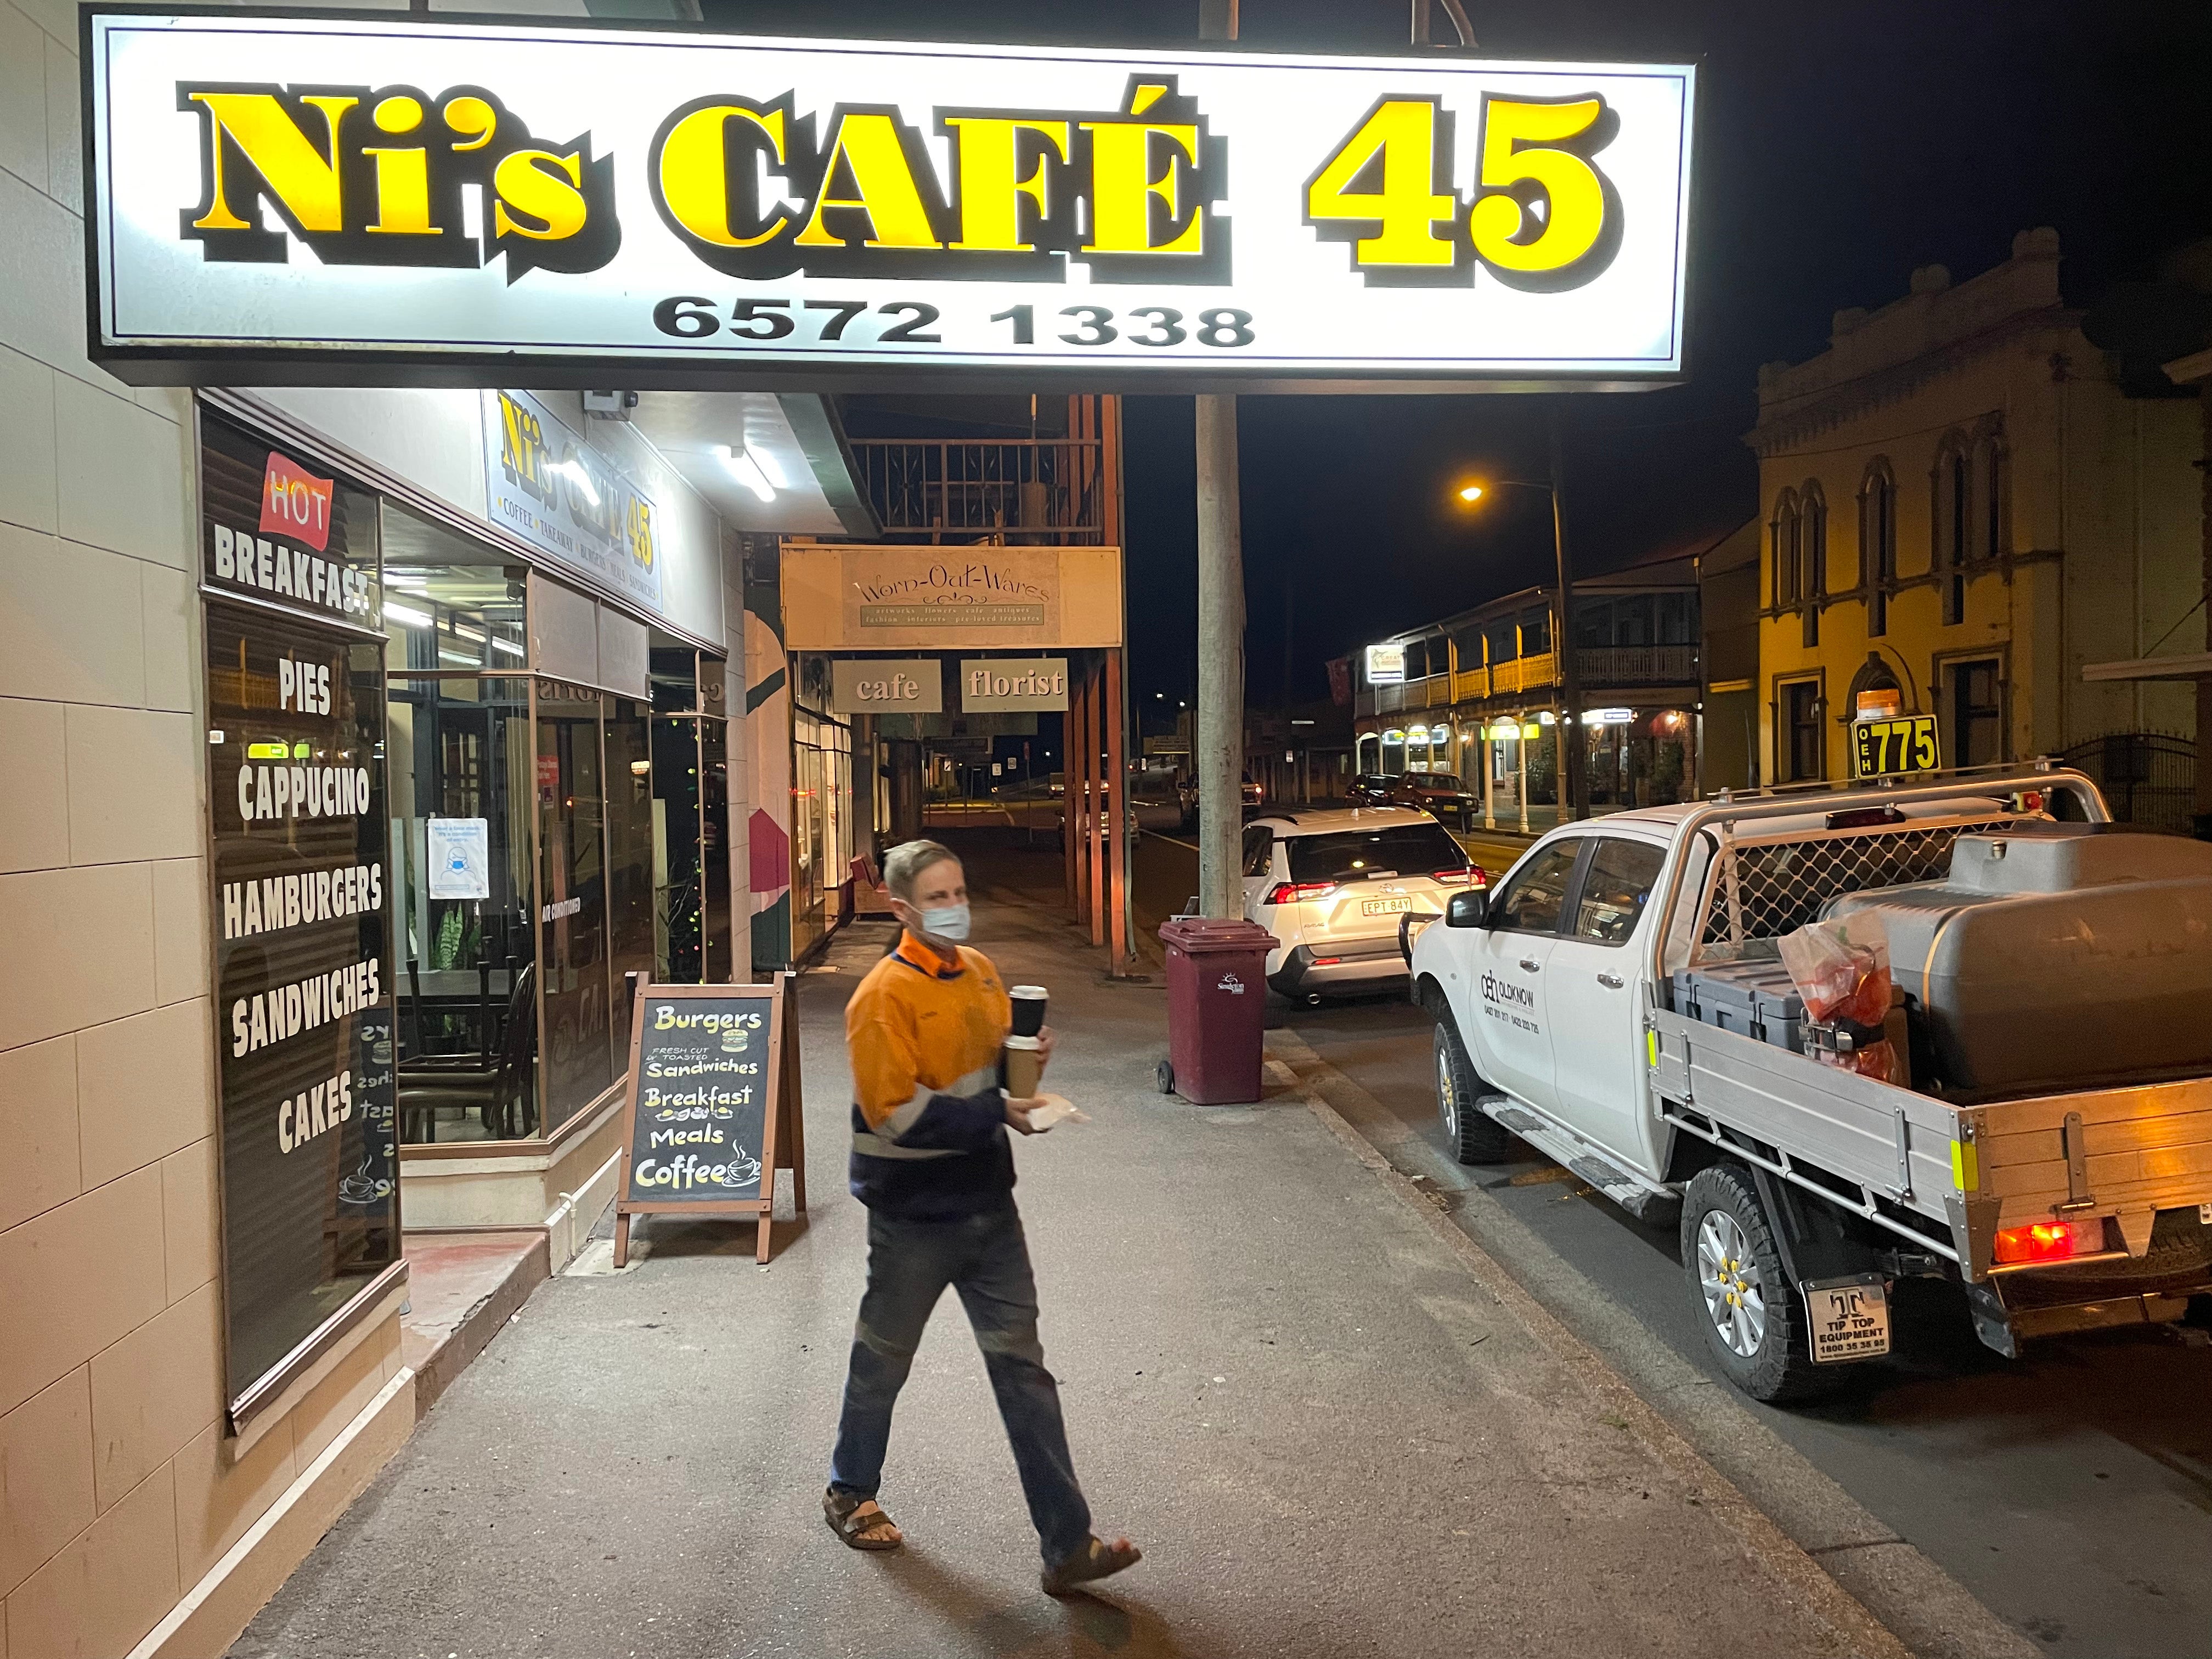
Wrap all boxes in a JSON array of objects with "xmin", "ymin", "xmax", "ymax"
[
  {"xmin": 1009, "ymin": 985, "xmax": 1048, "ymax": 1038},
  {"xmin": 1003, "ymin": 1035, "xmax": 1046, "ymax": 1100}
]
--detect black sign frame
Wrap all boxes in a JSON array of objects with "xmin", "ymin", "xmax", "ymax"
[{"xmin": 613, "ymin": 977, "xmax": 806, "ymax": 1266}]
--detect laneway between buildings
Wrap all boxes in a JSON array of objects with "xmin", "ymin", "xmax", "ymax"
[{"xmin": 234, "ymin": 875, "xmax": 1904, "ymax": 1659}]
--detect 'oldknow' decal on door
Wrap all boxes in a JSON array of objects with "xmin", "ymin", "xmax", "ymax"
[{"xmin": 1480, "ymin": 970, "xmax": 1539, "ymax": 1034}]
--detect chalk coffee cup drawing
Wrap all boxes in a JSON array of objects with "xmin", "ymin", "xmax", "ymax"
[
  {"xmin": 1009, "ymin": 985, "xmax": 1048, "ymax": 1038},
  {"xmin": 1003, "ymin": 1035, "xmax": 1045, "ymax": 1100}
]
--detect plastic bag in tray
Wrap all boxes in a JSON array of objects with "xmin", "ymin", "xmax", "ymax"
[{"xmin": 1778, "ymin": 913, "xmax": 1895, "ymax": 1082}]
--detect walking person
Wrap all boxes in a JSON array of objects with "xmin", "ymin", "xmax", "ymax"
[{"xmin": 823, "ymin": 839, "xmax": 1141, "ymax": 1596}]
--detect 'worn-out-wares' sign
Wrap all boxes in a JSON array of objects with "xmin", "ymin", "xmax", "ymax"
[{"xmin": 83, "ymin": 13, "xmax": 1694, "ymax": 391}]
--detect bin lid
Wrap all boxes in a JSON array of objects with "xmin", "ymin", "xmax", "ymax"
[{"xmin": 1159, "ymin": 917, "xmax": 1277, "ymax": 953}]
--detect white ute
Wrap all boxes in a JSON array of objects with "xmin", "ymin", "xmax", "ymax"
[{"xmin": 1408, "ymin": 767, "xmax": 2212, "ymax": 1401}]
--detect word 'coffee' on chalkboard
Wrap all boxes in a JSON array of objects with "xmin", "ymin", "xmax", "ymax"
[{"xmin": 614, "ymin": 977, "xmax": 806, "ymax": 1265}]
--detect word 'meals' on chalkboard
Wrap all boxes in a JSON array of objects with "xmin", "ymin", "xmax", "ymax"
[{"xmin": 613, "ymin": 977, "xmax": 806, "ymax": 1265}]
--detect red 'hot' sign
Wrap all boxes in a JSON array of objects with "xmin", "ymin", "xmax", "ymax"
[{"xmin": 261, "ymin": 451, "xmax": 334, "ymax": 551}]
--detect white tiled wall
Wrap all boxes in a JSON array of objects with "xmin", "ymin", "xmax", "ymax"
[{"xmin": 0, "ymin": 5, "xmax": 403, "ymax": 1654}]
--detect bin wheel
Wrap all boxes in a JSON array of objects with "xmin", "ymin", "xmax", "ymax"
[{"xmin": 1155, "ymin": 1059, "xmax": 1176, "ymax": 1095}]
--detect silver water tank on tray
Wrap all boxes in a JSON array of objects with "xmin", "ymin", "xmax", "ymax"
[{"xmin": 1825, "ymin": 824, "xmax": 2212, "ymax": 1096}]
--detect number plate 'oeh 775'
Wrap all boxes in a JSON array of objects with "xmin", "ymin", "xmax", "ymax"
[{"xmin": 1803, "ymin": 1274, "xmax": 1891, "ymax": 1363}]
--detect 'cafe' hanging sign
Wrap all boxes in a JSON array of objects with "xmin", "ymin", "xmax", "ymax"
[{"xmin": 82, "ymin": 12, "xmax": 1693, "ymax": 390}]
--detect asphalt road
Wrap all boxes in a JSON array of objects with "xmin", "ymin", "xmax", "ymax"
[{"xmin": 1136, "ymin": 827, "xmax": 2212, "ymax": 1658}]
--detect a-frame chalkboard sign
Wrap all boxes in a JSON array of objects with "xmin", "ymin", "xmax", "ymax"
[{"xmin": 612, "ymin": 976, "xmax": 806, "ymax": 1266}]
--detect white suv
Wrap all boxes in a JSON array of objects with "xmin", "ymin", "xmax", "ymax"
[{"xmin": 1242, "ymin": 807, "xmax": 1484, "ymax": 1001}]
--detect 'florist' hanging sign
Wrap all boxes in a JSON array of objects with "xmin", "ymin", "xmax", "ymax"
[{"xmin": 82, "ymin": 11, "xmax": 1693, "ymax": 390}]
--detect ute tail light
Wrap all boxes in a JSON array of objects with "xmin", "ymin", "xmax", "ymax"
[
  {"xmin": 1991, "ymin": 1217, "xmax": 2107, "ymax": 1266},
  {"xmin": 1263, "ymin": 881, "xmax": 1336, "ymax": 907}
]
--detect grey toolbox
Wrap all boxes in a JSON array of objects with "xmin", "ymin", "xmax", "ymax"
[
  {"xmin": 1672, "ymin": 957, "xmax": 1810, "ymax": 1054},
  {"xmin": 1827, "ymin": 823, "xmax": 2212, "ymax": 1096}
]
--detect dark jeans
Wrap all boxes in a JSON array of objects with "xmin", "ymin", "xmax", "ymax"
[{"xmin": 829, "ymin": 1204, "xmax": 1092, "ymax": 1564}]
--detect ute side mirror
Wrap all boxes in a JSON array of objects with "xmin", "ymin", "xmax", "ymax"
[{"xmin": 1445, "ymin": 889, "xmax": 1489, "ymax": 928}]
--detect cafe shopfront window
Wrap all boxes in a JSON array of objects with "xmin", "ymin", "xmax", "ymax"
[{"xmin": 386, "ymin": 524, "xmax": 734, "ymax": 1146}]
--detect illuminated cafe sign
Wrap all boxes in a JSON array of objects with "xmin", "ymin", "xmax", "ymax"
[{"xmin": 82, "ymin": 14, "xmax": 1694, "ymax": 391}]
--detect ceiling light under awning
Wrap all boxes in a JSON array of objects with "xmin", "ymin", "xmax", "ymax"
[{"xmin": 720, "ymin": 445, "xmax": 778, "ymax": 503}]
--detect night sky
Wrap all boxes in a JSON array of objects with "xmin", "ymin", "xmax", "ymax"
[{"xmin": 701, "ymin": 0, "xmax": 2212, "ymax": 709}]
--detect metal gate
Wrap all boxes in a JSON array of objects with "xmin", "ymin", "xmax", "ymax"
[{"xmin": 2059, "ymin": 731, "xmax": 2198, "ymax": 834}]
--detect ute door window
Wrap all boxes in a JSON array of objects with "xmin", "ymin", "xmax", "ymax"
[
  {"xmin": 1488, "ymin": 841, "xmax": 1582, "ymax": 935},
  {"xmin": 1548, "ymin": 836, "xmax": 1668, "ymax": 1168},
  {"xmin": 1569, "ymin": 838, "xmax": 1667, "ymax": 945}
]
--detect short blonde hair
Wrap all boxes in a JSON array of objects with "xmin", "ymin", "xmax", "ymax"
[{"xmin": 882, "ymin": 838, "xmax": 960, "ymax": 901}]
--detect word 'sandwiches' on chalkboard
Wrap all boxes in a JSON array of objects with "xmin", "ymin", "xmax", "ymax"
[{"xmin": 613, "ymin": 977, "xmax": 806, "ymax": 1266}]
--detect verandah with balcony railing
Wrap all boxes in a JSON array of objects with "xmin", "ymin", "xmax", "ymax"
[
  {"xmin": 1353, "ymin": 645, "xmax": 1696, "ymax": 718},
  {"xmin": 848, "ymin": 437, "xmax": 1111, "ymax": 544}
]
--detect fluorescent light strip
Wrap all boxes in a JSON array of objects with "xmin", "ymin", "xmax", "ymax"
[
  {"xmin": 491, "ymin": 637, "xmax": 525, "ymax": 657},
  {"xmin": 384, "ymin": 601, "xmax": 433, "ymax": 629},
  {"xmin": 718, "ymin": 445, "xmax": 777, "ymax": 503}
]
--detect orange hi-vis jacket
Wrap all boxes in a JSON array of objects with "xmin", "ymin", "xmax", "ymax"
[{"xmin": 845, "ymin": 930, "xmax": 1016, "ymax": 1220}]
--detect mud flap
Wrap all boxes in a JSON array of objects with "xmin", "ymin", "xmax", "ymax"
[
  {"xmin": 1748, "ymin": 1167, "xmax": 1882, "ymax": 1289},
  {"xmin": 1963, "ymin": 1279, "xmax": 2020, "ymax": 1359}
]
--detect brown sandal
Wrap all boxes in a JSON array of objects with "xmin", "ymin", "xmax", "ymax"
[
  {"xmin": 1041, "ymin": 1535, "xmax": 1141, "ymax": 1596},
  {"xmin": 823, "ymin": 1489, "xmax": 903, "ymax": 1551}
]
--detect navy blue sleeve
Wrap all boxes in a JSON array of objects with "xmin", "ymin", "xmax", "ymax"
[{"xmin": 891, "ymin": 1087, "xmax": 1009, "ymax": 1153}]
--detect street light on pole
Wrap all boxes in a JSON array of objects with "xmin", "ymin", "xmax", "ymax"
[{"xmin": 1452, "ymin": 431, "xmax": 1585, "ymax": 822}]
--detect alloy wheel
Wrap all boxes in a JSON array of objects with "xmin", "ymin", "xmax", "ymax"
[
  {"xmin": 1696, "ymin": 1209, "xmax": 1767, "ymax": 1358},
  {"xmin": 1435, "ymin": 1040, "xmax": 1459, "ymax": 1139}
]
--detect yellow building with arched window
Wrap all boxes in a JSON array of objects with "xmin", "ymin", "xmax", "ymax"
[{"xmin": 1747, "ymin": 229, "xmax": 2201, "ymax": 818}]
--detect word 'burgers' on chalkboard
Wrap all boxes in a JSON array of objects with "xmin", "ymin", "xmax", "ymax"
[{"xmin": 614, "ymin": 977, "xmax": 805, "ymax": 1265}]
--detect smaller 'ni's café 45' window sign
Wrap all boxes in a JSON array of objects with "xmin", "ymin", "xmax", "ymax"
[{"xmin": 83, "ymin": 15, "xmax": 1692, "ymax": 391}]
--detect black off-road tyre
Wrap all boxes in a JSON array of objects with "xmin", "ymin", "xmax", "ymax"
[
  {"xmin": 1680, "ymin": 1165, "xmax": 1832, "ymax": 1403},
  {"xmin": 1425, "ymin": 992, "xmax": 1512, "ymax": 1165}
]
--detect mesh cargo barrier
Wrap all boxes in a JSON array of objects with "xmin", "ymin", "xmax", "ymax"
[{"xmin": 1698, "ymin": 817, "xmax": 2023, "ymax": 950}]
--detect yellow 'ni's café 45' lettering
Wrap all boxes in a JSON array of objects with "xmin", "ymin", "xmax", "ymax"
[
  {"xmin": 91, "ymin": 19, "xmax": 1692, "ymax": 384},
  {"xmin": 169, "ymin": 72, "xmax": 1626, "ymax": 289}
]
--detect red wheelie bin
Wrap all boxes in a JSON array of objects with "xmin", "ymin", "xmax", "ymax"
[{"xmin": 1156, "ymin": 917, "xmax": 1275, "ymax": 1104}]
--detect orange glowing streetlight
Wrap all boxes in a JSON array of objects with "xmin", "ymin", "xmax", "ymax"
[{"xmin": 1444, "ymin": 452, "xmax": 1587, "ymax": 819}]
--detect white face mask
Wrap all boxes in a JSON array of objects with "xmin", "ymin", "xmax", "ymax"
[{"xmin": 916, "ymin": 902, "xmax": 972, "ymax": 942}]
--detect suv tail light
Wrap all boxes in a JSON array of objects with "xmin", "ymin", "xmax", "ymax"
[
  {"xmin": 1992, "ymin": 1218, "xmax": 2107, "ymax": 1265},
  {"xmin": 1263, "ymin": 881, "xmax": 1335, "ymax": 906},
  {"xmin": 1431, "ymin": 868, "xmax": 1474, "ymax": 885}
]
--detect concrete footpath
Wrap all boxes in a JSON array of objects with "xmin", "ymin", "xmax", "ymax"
[{"xmin": 233, "ymin": 876, "xmax": 1908, "ymax": 1659}]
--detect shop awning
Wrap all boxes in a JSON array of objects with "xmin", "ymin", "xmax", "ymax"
[{"xmin": 632, "ymin": 393, "xmax": 879, "ymax": 540}]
